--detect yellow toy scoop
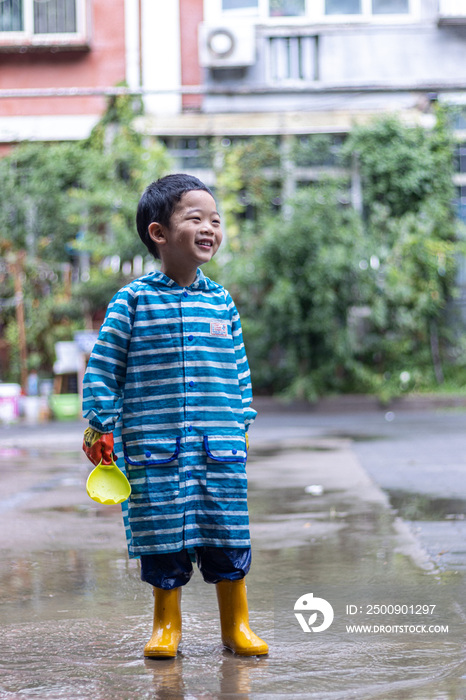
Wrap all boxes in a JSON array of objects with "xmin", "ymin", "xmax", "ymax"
[{"xmin": 86, "ymin": 458, "xmax": 131, "ymax": 505}]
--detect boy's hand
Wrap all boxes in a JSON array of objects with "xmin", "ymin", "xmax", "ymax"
[{"xmin": 83, "ymin": 427, "xmax": 114, "ymax": 466}]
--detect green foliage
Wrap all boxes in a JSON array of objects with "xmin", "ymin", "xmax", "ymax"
[
  {"xmin": 1, "ymin": 101, "xmax": 465, "ymax": 399},
  {"xmin": 69, "ymin": 119, "xmax": 171, "ymax": 264},
  {"xmin": 0, "ymin": 94, "xmax": 171, "ymax": 383},
  {"xmin": 219, "ymin": 112, "xmax": 466, "ymax": 399},
  {"xmin": 215, "ymin": 137, "xmax": 282, "ymax": 246},
  {"xmin": 357, "ymin": 208, "xmax": 465, "ymax": 400},
  {"xmin": 71, "ymin": 269, "xmax": 132, "ymax": 317},
  {"xmin": 223, "ymin": 181, "xmax": 370, "ymax": 399},
  {"xmin": 339, "ymin": 109, "xmax": 465, "ymax": 396},
  {"xmin": 343, "ymin": 110, "xmax": 456, "ymax": 225},
  {"xmin": 1, "ymin": 257, "xmax": 82, "ymax": 381},
  {"xmin": 0, "ymin": 141, "xmax": 85, "ymax": 261}
]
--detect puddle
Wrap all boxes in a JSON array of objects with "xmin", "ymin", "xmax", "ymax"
[
  {"xmin": 324, "ymin": 431, "xmax": 389, "ymax": 443},
  {"xmin": 0, "ymin": 475, "xmax": 83, "ymax": 514},
  {"xmin": 388, "ymin": 490, "xmax": 466, "ymax": 522},
  {"xmin": 1, "ymin": 440, "xmax": 466, "ymax": 698},
  {"xmin": 247, "ymin": 485, "xmax": 345, "ymax": 519},
  {"xmin": 29, "ymin": 503, "xmax": 122, "ymax": 518},
  {"xmin": 1, "ymin": 533, "xmax": 466, "ymax": 700},
  {"xmin": 386, "ymin": 491, "xmax": 466, "ymax": 573},
  {"xmin": 248, "ymin": 442, "xmax": 340, "ymax": 462}
]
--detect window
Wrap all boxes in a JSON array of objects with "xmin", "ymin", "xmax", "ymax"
[
  {"xmin": 270, "ymin": 0, "xmax": 305, "ymax": 16},
  {"xmin": 160, "ymin": 137, "xmax": 214, "ymax": 170},
  {"xmin": 267, "ymin": 35, "xmax": 318, "ymax": 82},
  {"xmin": 325, "ymin": 0, "xmax": 409, "ymax": 14},
  {"xmin": 221, "ymin": 0, "xmax": 305, "ymax": 13},
  {"xmin": 454, "ymin": 141, "xmax": 466, "ymax": 222},
  {"xmin": 454, "ymin": 143, "xmax": 466, "ymax": 175},
  {"xmin": 0, "ymin": 0, "xmax": 23, "ymax": 31},
  {"xmin": 34, "ymin": 0, "xmax": 76, "ymax": 34},
  {"xmin": 222, "ymin": 0, "xmax": 258, "ymax": 8},
  {"xmin": 212, "ymin": 0, "xmax": 416, "ymax": 22},
  {"xmin": 372, "ymin": 0, "xmax": 409, "ymax": 13},
  {"xmin": 455, "ymin": 186, "xmax": 466, "ymax": 223},
  {"xmin": 325, "ymin": 0, "xmax": 361, "ymax": 14},
  {"xmin": 450, "ymin": 107, "xmax": 466, "ymax": 131},
  {"xmin": 0, "ymin": 0, "xmax": 86, "ymax": 47}
]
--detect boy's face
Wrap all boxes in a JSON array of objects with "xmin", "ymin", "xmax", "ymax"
[{"xmin": 149, "ymin": 190, "xmax": 223, "ymax": 277}]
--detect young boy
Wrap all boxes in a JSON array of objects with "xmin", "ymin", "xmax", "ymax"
[{"xmin": 82, "ymin": 174, "xmax": 268, "ymax": 659}]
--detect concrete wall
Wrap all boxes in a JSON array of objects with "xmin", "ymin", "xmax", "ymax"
[
  {"xmin": 201, "ymin": 0, "xmax": 466, "ymax": 114},
  {"xmin": 320, "ymin": 26, "xmax": 466, "ymax": 84},
  {"xmin": 140, "ymin": 0, "xmax": 181, "ymax": 115}
]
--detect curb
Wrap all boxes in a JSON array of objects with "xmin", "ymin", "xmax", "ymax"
[{"xmin": 252, "ymin": 394, "xmax": 466, "ymax": 413}]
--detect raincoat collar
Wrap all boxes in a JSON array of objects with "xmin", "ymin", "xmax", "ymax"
[{"xmin": 141, "ymin": 267, "xmax": 210, "ymax": 292}]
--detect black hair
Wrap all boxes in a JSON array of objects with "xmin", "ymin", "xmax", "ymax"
[{"xmin": 136, "ymin": 173, "xmax": 215, "ymax": 260}]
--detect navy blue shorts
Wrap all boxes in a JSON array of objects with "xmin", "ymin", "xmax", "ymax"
[{"xmin": 140, "ymin": 547, "xmax": 252, "ymax": 590}]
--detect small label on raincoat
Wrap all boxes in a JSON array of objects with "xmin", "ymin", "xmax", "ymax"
[{"xmin": 210, "ymin": 321, "xmax": 228, "ymax": 337}]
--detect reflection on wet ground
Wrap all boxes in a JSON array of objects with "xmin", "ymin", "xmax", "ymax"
[
  {"xmin": 1, "ymin": 442, "xmax": 466, "ymax": 699},
  {"xmin": 387, "ymin": 490, "xmax": 466, "ymax": 573},
  {"xmin": 2, "ymin": 546, "xmax": 466, "ymax": 700},
  {"xmin": 388, "ymin": 491, "xmax": 466, "ymax": 522}
]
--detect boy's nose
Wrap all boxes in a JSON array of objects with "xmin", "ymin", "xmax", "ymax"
[{"xmin": 200, "ymin": 221, "xmax": 214, "ymax": 234}]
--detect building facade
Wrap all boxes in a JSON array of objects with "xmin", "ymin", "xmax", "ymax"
[
  {"xmin": 0, "ymin": 0, "xmax": 203, "ymax": 149},
  {"xmin": 0, "ymin": 0, "xmax": 129, "ymax": 152},
  {"xmin": 140, "ymin": 0, "xmax": 466, "ymax": 212},
  {"xmin": 1, "ymin": 0, "xmax": 466, "ymax": 202}
]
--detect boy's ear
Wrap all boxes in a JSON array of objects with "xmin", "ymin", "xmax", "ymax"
[{"xmin": 148, "ymin": 222, "xmax": 166, "ymax": 246}]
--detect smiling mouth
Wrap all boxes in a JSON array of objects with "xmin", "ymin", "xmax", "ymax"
[{"xmin": 196, "ymin": 240, "xmax": 213, "ymax": 248}]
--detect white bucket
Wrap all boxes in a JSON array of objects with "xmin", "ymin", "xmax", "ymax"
[{"xmin": 0, "ymin": 383, "xmax": 21, "ymax": 424}]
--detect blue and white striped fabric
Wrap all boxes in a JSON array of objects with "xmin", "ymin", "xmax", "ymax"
[{"xmin": 83, "ymin": 268, "xmax": 256, "ymax": 557}]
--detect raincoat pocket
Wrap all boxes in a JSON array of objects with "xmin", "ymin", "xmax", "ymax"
[
  {"xmin": 203, "ymin": 434, "xmax": 247, "ymax": 496},
  {"xmin": 123, "ymin": 437, "xmax": 181, "ymax": 502}
]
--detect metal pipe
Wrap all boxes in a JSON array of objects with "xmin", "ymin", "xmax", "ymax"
[{"xmin": 0, "ymin": 82, "xmax": 464, "ymax": 98}]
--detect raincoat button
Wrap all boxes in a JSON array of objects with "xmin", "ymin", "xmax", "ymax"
[
  {"xmin": 187, "ymin": 471, "xmax": 192, "ymax": 478},
  {"xmin": 183, "ymin": 291, "xmax": 188, "ymax": 298},
  {"xmin": 188, "ymin": 335, "xmax": 193, "ymax": 341},
  {"xmin": 189, "ymin": 380, "xmax": 194, "ymax": 387},
  {"xmin": 188, "ymin": 425, "xmax": 193, "ymax": 432},
  {"xmin": 145, "ymin": 450, "xmax": 151, "ymax": 458},
  {"xmin": 232, "ymin": 449, "xmax": 237, "ymax": 455}
]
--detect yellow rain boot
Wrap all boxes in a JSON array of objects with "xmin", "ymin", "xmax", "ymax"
[
  {"xmin": 144, "ymin": 586, "xmax": 182, "ymax": 658},
  {"xmin": 216, "ymin": 578, "xmax": 268, "ymax": 656}
]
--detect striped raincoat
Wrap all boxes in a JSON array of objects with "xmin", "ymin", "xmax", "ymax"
[{"xmin": 83, "ymin": 269, "xmax": 256, "ymax": 557}]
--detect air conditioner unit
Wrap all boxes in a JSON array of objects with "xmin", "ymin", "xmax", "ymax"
[
  {"xmin": 438, "ymin": 0, "xmax": 466, "ymax": 23},
  {"xmin": 198, "ymin": 22, "xmax": 256, "ymax": 68}
]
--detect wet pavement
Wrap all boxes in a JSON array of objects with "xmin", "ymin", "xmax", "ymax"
[{"xmin": 1, "ymin": 407, "xmax": 466, "ymax": 699}]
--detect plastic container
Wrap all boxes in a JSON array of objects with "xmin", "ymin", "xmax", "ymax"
[
  {"xmin": 0, "ymin": 383, "xmax": 21, "ymax": 424},
  {"xmin": 22, "ymin": 396, "xmax": 42, "ymax": 424},
  {"xmin": 49, "ymin": 393, "xmax": 81, "ymax": 421}
]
